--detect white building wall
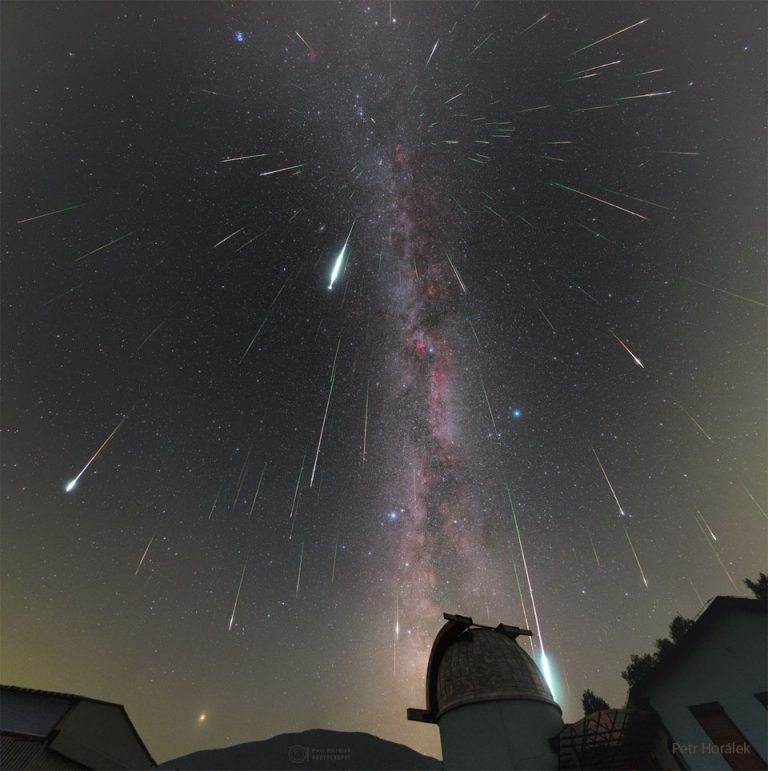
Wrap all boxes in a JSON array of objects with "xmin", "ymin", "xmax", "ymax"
[{"xmin": 645, "ymin": 608, "xmax": 767, "ymax": 770}]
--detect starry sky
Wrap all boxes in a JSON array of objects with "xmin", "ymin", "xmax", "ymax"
[{"xmin": 2, "ymin": 1, "xmax": 766, "ymax": 764}]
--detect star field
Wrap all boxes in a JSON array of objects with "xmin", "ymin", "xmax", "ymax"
[{"xmin": 1, "ymin": 1, "xmax": 766, "ymax": 763}]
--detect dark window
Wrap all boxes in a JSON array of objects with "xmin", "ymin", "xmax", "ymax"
[
  {"xmin": 689, "ymin": 702, "xmax": 767, "ymax": 770},
  {"xmin": 755, "ymin": 692, "xmax": 768, "ymax": 709}
]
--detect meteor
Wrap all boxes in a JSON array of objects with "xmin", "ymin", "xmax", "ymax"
[
  {"xmin": 693, "ymin": 511, "xmax": 736, "ymax": 588},
  {"xmin": 362, "ymin": 379, "xmax": 369, "ymax": 462},
  {"xmin": 228, "ymin": 558, "xmax": 248, "ymax": 631},
  {"xmin": 505, "ymin": 534, "xmax": 532, "ymax": 652},
  {"xmin": 309, "ymin": 338, "xmax": 341, "ymax": 486},
  {"xmin": 134, "ymin": 533, "xmax": 156, "ymax": 576},
  {"xmin": 72, "ymin": 231, "xmax": 136, "ymax": 264},
  {"xmin": 591, "ymin": 446, "xmax": 626, "ymax": 517},
  {"xmin": 220, "ymin": 153, "xmax": 270, "ymax": 163},
  {"xmin": 468, "ymin": 31, "xmax": 494, "ymax": 57},
  {"xmin": 231, "ymin": 446, "xmax": 252, "ymax": 512},
  {"xmin": 673, "ymin": 400, "xmax": 713, "ymax": 442},
  {"xmin": 248, "ymin": 463, "xmax": 267, "ymax": 517},
  {"xmin": 743, "ymin": 485, "xmax": 768, "ymax": 521},
  {"xmin": 520, "ymin": 12, "xmax": 549, "ymax": 34},
  {"xmin": 623, "ymin": 525, "xmax": 649, "ymax": 588},
  {"xmin": 446, "ymin": 254, "xmax": 467, "ymax": 293},
  {"xmin": 239, "ymin": 276, "xmax": 290, "ymax": 363},
  {"xmin": 608, "ymin": 328, "xmax": 644, "ymax": 368},
  {"xmin": 259, "ymin": 163, "xmax": 305, "ymax": 176},
  {"xmin": 426, "ymin": 39, "xmax": 439, "ymax": 66},
  {"xmin": 504, "ymin": 480, "xmax": 550, "ymax": 678},
  {"xmin": 695, "ymin": 508, "xmax": 717, "ymax": 541},
  {"xmin": 550, "ymin": 181, "xmax": 648, "ymax": 220},
  {"xmin": 296, "ymin": 541, "xmax": 304, "ymax": 597},
  {"xmin": 587, "ymin": 527, "xmax": 601, "ymax": 569},
  {"xmin": 479, "ymin": 374, "xmax": 498, "ymax": 434},
  {"xmin": 212, "ymin": 226, "xmax": 245, "ymax": 249},
  {"xmin": 289, "ymin": 450, "xmax": 307, "ymax": 521},
  {"xmin": 572, "ymin": 18, "xmax": 650, "ymax": 55},
  {"xmin": 329, "ymin": 220, "xmax": 356, "ymax": 290},
  {"xmin": 331, "ymin": 535, "xmax": 339, "ymax": 584},
  {"xmin": 684, "ymin": 277, "xmax": 767, "ymax": 308},
  {"xmin": 18, "ymin": 202, "xmax": 86, "ymax": 224},
  {"xmin": 65, "ymin": 417, "xmax": 125, "ymax": 492}
]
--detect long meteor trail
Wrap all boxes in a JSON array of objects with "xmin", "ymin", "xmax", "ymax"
[
  {"xmin": 134, "ymin": 534, "xmax": 156, "ymax": 575},
  {"xmin": 609, "ymin": 328, "xmax": 644, "ymax": 368},
  {"xmin": 623, "ymin": 525, "xmax": 649, "ymax": 588},
  {"xmin": 572, "ymin": 18, "xmax": 650, "ymax": 55},
  {"xmin": 309, "ymin": 338, "xmax": 341, "ymax": 487},
  {"xmin": 228, "ymin": 558, "xmax": 248, "ymax": 631},
  {"xmin": 550, "ymin": 181, "xmax": 648, "ymax": 220},
  {"xmin": 18, "ymin": 203, "xmax": 86, "ymax": 224},
  {"xmin": 592, "ymin": 446, "xmax": 626, "ymax": 517},
  {"xmin": 65, "ymin": 418, "xmax": 126, "ymax": 492},
  {"xmin": 329, "ymin": 220, "xmax": 356, "ymax": 290},
  {"xmin": 504, "ymin": 481, "xmax": 552, "ymax": 684}
]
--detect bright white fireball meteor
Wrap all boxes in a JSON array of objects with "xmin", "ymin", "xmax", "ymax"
[
  {"xmin": 65, "ymin": 418, "xmax": 125, "ymax": 493},
  {"xmin": 609, "ymin": 328, "xmax": 644, "ymax": 368},
  {"xmin": 328, "ymin": 220, "xmax": 357, "ymax": 290}
]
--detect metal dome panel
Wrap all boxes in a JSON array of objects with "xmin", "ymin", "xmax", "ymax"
[{"xmin": 435, "ymin": 628, "xmax": 556, "ymax": 717}]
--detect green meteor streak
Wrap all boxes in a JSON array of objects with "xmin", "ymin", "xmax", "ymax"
[
  {"xmin": 479, "ymin": 374, "xmax": 497, "ymax": 434},
  {"xmin": 482, "ymin": 203, "xmax": 507, "ymax": 223},
  {"xmin": 515, "ymin": 105, "xmax": 552, "ymax": 113},
  {"xmin": 520, "ymin": 12, "xmax": 549, "ymax": 34},
  {"xmin": 689, "ymin": 579, "xmax": 704, "ymax": 607},
  {"xmin": 231, "ymin": 446, "xmax": 252, "ymax": 512},
  {"xmin": 467, "ymin": 317, "xmax": 481, "ymax": 346},
  {"xmin": 18, "ymin": 202, "xmax": 86, "ymax": 224},
  {"xmin": 504, "ymin": 480, "xmax": 545, "ymax": 653},
  {"xmin": 684, "ymin": 278, "xmax": 767, "ymax": 308},
  {"xmin": 505, "ymin": 535, "xmax": 531, "ymax": 643},
  {"xmin": 239, "ymin": 276, "xmax": 290, "ymax": 363},
  {"xmin": 289, "ymin": 451, "xmax": 307, "ymax": 521},
  {"xmin": 693, "ymin": 512, "xmax": 736, "ymax": 588},
  {"xmin": 742, "ymin": 486, "xmax": 768, "ymax": 521},
  {"xmin": 72, "ymin": 231, "xmax": 136, "ymax": 264},
  {"xmin": 672, "ymin": 400, "xmax": 713, "ymax": 443},
  {"xmin": 248, "ymin": 463, "xmax": 267, "ymax": 517},
  {"xmin": 623, "ymin": 525, "xmax": 649, "ymax": 588}
]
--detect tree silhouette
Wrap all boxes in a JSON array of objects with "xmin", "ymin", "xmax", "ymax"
[
  {"xmin": 581, "ymin": 689, "xmax": 610, "ymax": 715},
  {"xmin": 744, "ymin": 572, "xmax": 767, "ymax": 604}
]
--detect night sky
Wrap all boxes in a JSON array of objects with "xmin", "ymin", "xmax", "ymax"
[{"xmin": 2, "ymin": 1, "xmax": 766, "ymax": 763}]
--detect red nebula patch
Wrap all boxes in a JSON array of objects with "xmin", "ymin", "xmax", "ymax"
[
  {"xmin": 395, "ymin": 144, "xmax": 405, "ymax": 164},
  {"xmin": 412, "ymin": 339, "xmax": 428, "ymax": 359},
  {"xmin": 426, "ymin": 285, "xmax": 438, "ymax": 299},
  {"xmin": 309, "ymin": 47, "xmax": 316, "ymax": 63}
]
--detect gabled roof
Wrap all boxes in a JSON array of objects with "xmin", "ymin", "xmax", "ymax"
[
  {"xmin": 628, "ymin": 596, "xmax": 765, "ymax": 705},
  {"xmin": 0, "ymin": 684, "xmax": 156, "ymax": 767}
]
